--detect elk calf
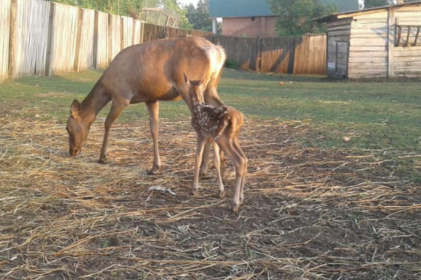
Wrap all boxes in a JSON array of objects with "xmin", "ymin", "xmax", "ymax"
[{"xmin": 184, "ymin": 74, "xmax": 247, "ymax": 212}]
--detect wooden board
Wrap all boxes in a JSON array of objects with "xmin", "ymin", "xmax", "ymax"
[
  {"xmin": 13, "ymin": 0, "xmax": 50, "ymax": 77},
  {"xmin": 0, "ymin": 0, "xmax": 11, "ymax": 81},
  {"xmin": 96, "ymin": 11, "xmax": 108, "ymax": 68}
]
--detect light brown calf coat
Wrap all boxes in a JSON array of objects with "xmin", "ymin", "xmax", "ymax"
[{"xmin": 185, "ymin": 74, "xmax": 247, "ymax": 212}]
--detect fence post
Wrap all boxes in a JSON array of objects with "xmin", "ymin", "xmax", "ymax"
[
  {"xmin": 74, "ymin": 8, "xmax": 84, "ymax": 72},
  {"xmin": 140, "ymin": 22, "xmax": 144, "ymax": 44},
  {"xmin": 288, "ymin": 37, "xmax": 297, "ymax": 74},
  {"xmin": 120, "ymin": 16, "xmax": 124, "ymax": 50},
  {"xmin": 8, "ymin": 0, "xmax": 17, "ymax": 79},
  {"xmin": 108, "ymin": 14, "xmax": 113, "ymax": 63},
  {"xmin": 45, "ymin": 2, "xmax": 55, "ymax": 76},
  {"xmin": 257, "ymin": 37, "xmax": 262, "ymax": 72},
  {"xmin": 93, "ymin": 10, "xmax": 99, "ymax": 69}
]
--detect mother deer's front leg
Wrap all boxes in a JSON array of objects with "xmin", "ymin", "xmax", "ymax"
[
  {"xmin": 99, "ymin": 100, "xmax": 127, "ymax": 163},
  {"xmin": 146, "ymin": 101, "xmax": 161, "ymax": 175}
]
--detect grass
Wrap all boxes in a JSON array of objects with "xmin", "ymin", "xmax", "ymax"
[
  {"xmin": 2, "ymin": 68, "xmax": 420, "ymax": 170},
  {"xmin": 2, "ymin": 69, "xmax": 421, "ymax": 149},
  {"xmin": 1, "ymin": 69, "xmax": 421, "ymax": 279}
]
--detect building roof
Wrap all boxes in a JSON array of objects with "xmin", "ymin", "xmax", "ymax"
[
  {"xmin": 314, "ymin": 0, "xmax": 421, "ymax": 22},
  {"xmin": 209, "ymin": 0, "xmax": 274, "ymax": 18},
  {"xmin": 209, "ymin": 0, "xmax": 361, "ymax": 19}
]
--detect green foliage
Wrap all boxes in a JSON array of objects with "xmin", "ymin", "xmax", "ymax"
[
  {"xmin": 50, "ymin": 0, "xmax": 142, "ymax": 15},
  {"xmin": 267, "ymin": 0, "xmax": 338, "ymax": 36},
  {"xmin": 224, "ymin": 59, "xmax": 239, "ymax": 69},
  {"xmin": 49, "ymin": 0, "xmax": 190, "ymax": 27},
  {"xmin": 185, "ymin": 0, "xmax": 212, "ymax": 32},
  {"xmin": 364, "ymin": 0, "xmax": 390, "ymax": 8}
]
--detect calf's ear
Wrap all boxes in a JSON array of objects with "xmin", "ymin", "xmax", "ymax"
[{"xmin": 70, "ymin": 99, "xmax": 81, "ymax": 117}]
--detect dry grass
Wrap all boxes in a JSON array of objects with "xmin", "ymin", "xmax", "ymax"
[{"xmin": 1, "ymin": 104, "xmax": 421, "ymax": 279}]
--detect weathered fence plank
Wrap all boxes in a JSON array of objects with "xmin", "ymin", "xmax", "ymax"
[
  {"xmin": 108, "ymin": 13, "xmax": 121, "ymax": 62},
  {"xmin": 50, "ymin": 2, "xmax": 78, "ymax": 73},
  {"xmin": 95, "ymin": 11, "xmax": 108, "ymax": 68},
  {"xmin": 121, "ymin": 16, "xmax": 134, "ymax": 49},
  {"xmin": 76, "ymin": 8, "xmax": 95, "ymax": 71},
  {"xmin": 294, "ymin": 35, "xmax": 327, "ymax": 75},
  {"xmin": 133, "ymin": 20, "xmax": 142, "ymax": 45},
  {"xmin": 9, "ymin": 0, "xmax": 50, "ymax": 78},
  {"xmin": 215, "ymin": 35, "xmax": 258, "ymax": 71},
  {"xmin": 0, "ymin": 0, "xmax": 11, "ymax": 81},
  {"xmin": 260, "ymin": 37, "xmax": 296, "ymax": 73}
]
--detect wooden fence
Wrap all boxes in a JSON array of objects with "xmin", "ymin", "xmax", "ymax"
[
  {"xmin": 0, "ymin": 0, "xmax": 326, "ymax": 82},
  {"xmin": 213, "ymin": 34, "xmax": 327, "ymax": 75},
  {"xmin": 0, "ymin": 0, "xmax": 212, "ymax": 82}
]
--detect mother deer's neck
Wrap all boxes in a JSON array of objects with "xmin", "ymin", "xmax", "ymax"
[{"xmin": 80, "ymin": 81, "xmax": 110, "ymax": 123}]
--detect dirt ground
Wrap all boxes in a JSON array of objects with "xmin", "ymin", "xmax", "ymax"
[{"xmin": 1, "ymin": 102, "xmax": 421, "ymax": 279}]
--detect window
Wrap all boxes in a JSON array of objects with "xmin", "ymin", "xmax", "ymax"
[{"xmin": 396, "ymin": 25, "xmax": 421, "ymax": 47}]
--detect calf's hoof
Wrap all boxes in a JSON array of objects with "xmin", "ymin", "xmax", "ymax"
[
  {"xmin": 218, "ymin": 190, "xmax": 225, "ymax": 199},
  {"xmin": 199, "ymin": 165, "xmax": 209, "ymax": 178},
  {"xmin": 231, "ymin": 202, "xmax": 240, "ymax": 213},
  {"xmin": 191, "ymin": 189, "xmax": 198, "ymax": 196}
]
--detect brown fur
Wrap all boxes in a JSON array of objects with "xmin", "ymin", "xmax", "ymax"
[
  {"xmin": 66, "ymin": 37, "xmax": 226, "ymax": 174},
  {"xmin": 185, "ymin": 74, "xmax": 247, "ymax": 212}
]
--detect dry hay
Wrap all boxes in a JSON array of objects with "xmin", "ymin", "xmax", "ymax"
[{"xmin": 1, "ymin": 105, "xmax": 421, "ymax": 280}]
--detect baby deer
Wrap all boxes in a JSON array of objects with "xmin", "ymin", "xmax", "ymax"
[{"xmin": 184, "ymin": 73, "xmax": 247, "ymax": 212}]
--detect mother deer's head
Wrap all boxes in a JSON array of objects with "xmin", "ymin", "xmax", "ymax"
[{"xmin": 66, "ymin": 99, "xmax": 89, "ymax": 157}]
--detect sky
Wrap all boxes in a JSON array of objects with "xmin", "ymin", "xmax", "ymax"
[{"xmin": 178, "ymin": 0, "xmax": 199, "ymax": 7}]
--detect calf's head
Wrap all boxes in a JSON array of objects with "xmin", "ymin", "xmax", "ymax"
[{"xmin": 184, "ymin": 73, "xmax": 205, "ymax": 105}]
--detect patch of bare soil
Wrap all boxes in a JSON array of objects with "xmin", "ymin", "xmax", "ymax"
[{"xmin": 1, "ymin": 107, "xmax": 420, "ymax": 279}]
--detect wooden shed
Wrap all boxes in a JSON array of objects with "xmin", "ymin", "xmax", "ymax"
[{"xmin": 314, "ymin": 1, "xmax": 421, "ymax": 79}]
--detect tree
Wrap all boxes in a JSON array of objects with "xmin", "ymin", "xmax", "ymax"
[
  {"xmin": 185, "ymin": 0, "xmax": 212, "ymax": 31},
  {"xmin": 364, "ymin": 0, "xmax": 390, "ymax": 8},
  {"xmin": 267, "ymin": 0, "xmax": 338, "ymax": 36}
]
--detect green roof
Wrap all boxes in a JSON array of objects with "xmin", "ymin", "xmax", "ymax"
[
  {"xmin": 208, "ymin": 0, "xmax": 360, "ymax": 18},
  {"xmin": 209, "ymin": 0, "xmax": 274, "ymax": 18},
  {"xmin": 323, "ymin": 0, "xmax": 360, "ymax": 12}
]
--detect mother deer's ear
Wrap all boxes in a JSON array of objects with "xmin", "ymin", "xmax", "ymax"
[{"xmin": 70, "ymin": 99, "xmax": 81, "ymax": 117}]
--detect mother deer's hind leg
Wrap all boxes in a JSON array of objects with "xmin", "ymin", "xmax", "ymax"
[
  {"xmin": 99, "ymin": 99, "xmax": 128, "ymax": 163},
  {"xmin": 146, "ymin": 101, "xmax": 161, "ymax": 175}
]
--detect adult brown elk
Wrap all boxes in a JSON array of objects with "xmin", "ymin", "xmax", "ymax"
[{"xmin": 66, "ymin": 36, "xmax": 226, "ymax": 174}]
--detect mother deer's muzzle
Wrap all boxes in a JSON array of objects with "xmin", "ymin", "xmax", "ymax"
[{"xmin": 69, "ymin": 147, "xmax": 81, "ymax": 157}]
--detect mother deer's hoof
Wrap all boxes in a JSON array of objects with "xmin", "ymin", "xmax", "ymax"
[
  {"xmin": 147, "ymin": 165, "xmax": 160, "ymax": 175},
  {"xmin": 98, "ymin": 157, "xmax": 108, "ymax": 164}
]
